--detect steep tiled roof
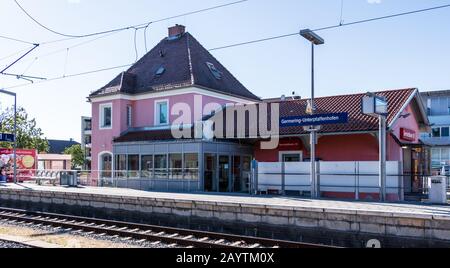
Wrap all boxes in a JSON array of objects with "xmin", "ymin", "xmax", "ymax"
[{"xmin": 90, "ymin": 32, "xmax": 259, "ymax": 101}]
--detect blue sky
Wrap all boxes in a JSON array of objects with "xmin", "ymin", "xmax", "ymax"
[{"xmin": 0, "ymin": 0, "xmax": 449, "ymax": 142}]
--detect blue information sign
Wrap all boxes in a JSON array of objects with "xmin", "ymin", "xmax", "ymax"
[
  {"xmin": 0, "ymin": 133, "xmax": 15, "ymax": 142},
  {"xmin": 280, "ymin": 113, "xmax": 349, "ymax": 127}
]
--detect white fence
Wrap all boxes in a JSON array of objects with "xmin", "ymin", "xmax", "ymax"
[{"xmin": 256, "ymin": 161, "xmax": 403, "ymax": 201}]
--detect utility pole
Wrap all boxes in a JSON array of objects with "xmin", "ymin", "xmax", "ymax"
[{"xmin": 379, "ymin": 115, "xmax": 387, "ymax": 201}]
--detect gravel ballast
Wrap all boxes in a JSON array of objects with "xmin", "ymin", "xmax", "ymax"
[{"xmin": 0, "ymin": 240, "xmax": 31, "ymax": 248}]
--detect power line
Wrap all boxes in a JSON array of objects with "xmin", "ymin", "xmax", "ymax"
[
  {"xmin": 0, "ymin": 34, "xmax": 37, "ymax": 45},
  {"xmin": 211, "ymin": 3, "xmax": 450, "ymax": 51},
  {"xmin": 4, "ymin": 64, "xmax": 132, "ymax": 90},
  {"xmin": 0, "ymin": 44, "xmax": 39, "ymax": 74},
  {"xmin": 4, "ymin": 2, "xmax": 450, "ymax": 90},
  {"xmin": 313, "ymin": 3, "xmax": 450, "ymax": 32},
  {"xmin": 14, "ymin": 0, "xmax": 249, "ymax": 39},
  {"xmin": 0, "ymin": 47, "xmax": 32, "ymax": 62},
  {"xmin": 340, "ymin": 0, "xmax": 345, "ymax": 25}
]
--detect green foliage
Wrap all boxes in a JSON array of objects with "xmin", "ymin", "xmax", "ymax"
[
  {"xmin": 63, "ymin": 144, "xmax": 84, "ymax": 169},
  {"xmin": 0, "ymin": 107, "xmax": 49, "ymax": 152}
]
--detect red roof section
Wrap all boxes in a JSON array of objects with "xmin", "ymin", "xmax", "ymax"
[{"xmin": 278, "ymin": 88, "xmax": 417, "ymax": 135}]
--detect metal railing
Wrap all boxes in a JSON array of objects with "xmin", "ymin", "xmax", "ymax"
[{"xmin": 255, "ymin": 171, "xmax": 450, "ymax": 202}]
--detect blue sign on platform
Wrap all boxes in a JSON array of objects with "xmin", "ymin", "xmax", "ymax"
[
  {"xmin": 280, "ymin": 113, "xmax": 349, "ymax": 128},
  {"xmin": 0, "ymin": 133, "xmax": 15, "ymax": 142}
]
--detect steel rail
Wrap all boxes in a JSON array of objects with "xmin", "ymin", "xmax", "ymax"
[{"xmin": 0, "ymin": 207, "xmax": 336, "ymax": 248}]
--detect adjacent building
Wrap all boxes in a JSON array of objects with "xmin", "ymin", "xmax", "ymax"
[
  {"xmin": 420, "ymin": 90, "xmax": 450, "ymax": 171},
  {"xmin": 81, "ymin": 116, "xmax": 92, "ymax": 170},
  {"xmin": 38, "ymin": 139, "xmax": 80, "ymax": 171}
]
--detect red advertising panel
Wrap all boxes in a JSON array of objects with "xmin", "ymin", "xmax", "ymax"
[
  {"xmin": 400, "ymin": 128, "xmax": 416, "ymax": 142},
  {"xmin": 0, "ymin": 148, "xmax": 37, "ymax": 182}
]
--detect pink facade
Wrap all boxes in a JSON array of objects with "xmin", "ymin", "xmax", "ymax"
[{"xmin": 91, "ymin": 92, "xmax": 242, "ymax": 171}]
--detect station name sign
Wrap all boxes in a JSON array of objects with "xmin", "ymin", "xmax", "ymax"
[
  {"xmin": 280, "ymin": 113, "xmax": 349, "ymax": 127},
  {"xmin": 0, "ymin": 133, "xmax": 15, "ymax": 142}
]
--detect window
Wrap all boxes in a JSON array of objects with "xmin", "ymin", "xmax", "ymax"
[
  {"xmin": 154, "ymin": 155, "xmax": 167, "ymax": 179},
  {"xmin": 155, "ymin": 100, "xmax": 169, "ymax": 126},
  {"xmin": 141, "ymin": 155, "xmax": 153, "ymax": 178},
  {"xmin": 432, "ymin": 128, "xmax": 441, "ymax": 138},
  {"xmin": 155, "ymin": 66, "xmax": 165, "ymax": 76},
  {"xmin": 127, "ymin": 155, "xmax": 139, "ymax": 178},
  {"xmin": 443, "ymin": 127, "xmax": 450, "ymax": 137},
  {"xmin": 430, "ymin": 97, "xmax": 450, "ymax": 116},
  {"xmin": 184, "ymin": 153, "xmax": 199, "ymax": 180},
  {"xmin": 169, "ymin": 154, "xmax": 183, "ymax": 179},
  {"xmin": 127, "ymin": 105, "xmax": 132, "ymax": 127},
  {"xmin": 115, "ymin": 155, "xmax": 127, "ymax": 178},
  {"xmin": 279, "ymin": 152, "xmax": 303, "ymax": 162},
  {"xmin": 442, "ymin": 149, "xmax": 450, "ymax": 163},
  {"xmin": 100, "ymin": 104, "xmax": 112, "ymax": 129},
  {"xmin": 206, "ymin": 62, "xmax": 222, "ymax": 80}
]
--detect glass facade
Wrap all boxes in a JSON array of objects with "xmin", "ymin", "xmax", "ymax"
[
  {"xmin": 154, "ymin": 154, "xmax": 168, "ymax": 179},
  {"xmin": 141, "ymin": 155, "xmax": 153, "ymax": 178},
  {"xmin": 429, "ymin": 97, "xmax": 450, "ymax": 116},
  {"xmin": 169, "ymin": 154, "xmax": 183, "ymax": 179},
  {"xmin": 184, "ymin": 153, "xmax": 199, "ymax": 180},
  {"xmin": 113, "ymin": 154, "xmax": 201, "ymax": 180},
  {"xmin": 431, "ymin": 148, "xmax": 450, "ymax": 168},
  {"xmin": 127, "ymin": 155, "xmax": 139, "ymax": 178}
]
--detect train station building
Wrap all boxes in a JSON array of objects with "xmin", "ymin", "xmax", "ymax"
[{"xmin": 88, "ymin": 25, "xmax": 431, "ymax": 198}]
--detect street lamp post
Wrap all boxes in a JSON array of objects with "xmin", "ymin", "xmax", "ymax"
[
  {"xmin": 0, "ymin": 89, "xmax": 17, "ymax": 183},
  {"xmin": 300, "ymin": 29, "xmax": 325, "ymax": 198}
]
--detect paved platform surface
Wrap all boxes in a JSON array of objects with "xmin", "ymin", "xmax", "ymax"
[{"xmin": 1, "ymin": 183, "xmax": 450, "ymax": 219}]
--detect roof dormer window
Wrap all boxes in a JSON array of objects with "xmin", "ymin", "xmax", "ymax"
[
  {"xmin": 155, "ymin": 66, "xmax": 166, "ymax": 76},
  {"xmin": 206, "ymin": 62, "xmax": 222, "ymax": 80}
]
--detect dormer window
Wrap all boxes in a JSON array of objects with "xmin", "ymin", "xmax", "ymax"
[
  {"xmin": 155, "ymin": 66, "xmax": 165, "ymax": 76},
  {"xmin": 206, "ymin": 62, "xmax": 222, "ymax": 80}
]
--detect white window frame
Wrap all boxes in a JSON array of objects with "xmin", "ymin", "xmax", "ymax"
[
  {"xmin": 279, "ymin": 151, "xmax": 303, "ymax": 162},
  {"xmin": 127, "ymin": 105, "xmax": 132, "ymax": 127},
  {"xmin": 99, "ymin": 103, "xmax": 113, "ymax": 130},
  {"xmin": 154, "ymin": 99, "xmax": 169, "ymax": 126}
]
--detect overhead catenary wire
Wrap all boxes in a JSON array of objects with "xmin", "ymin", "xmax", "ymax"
[
  {"xmin": 14, "ymin": 0, "xmax": 249, "ymax": 40},
  {"xmin": 134, "ymin": 28, "xmax": 139, "ymax": 62},
  {"xmin": 340, "ymin": 0, "xmax": 345, "ymax": 25},
  {"xmin": 3, "ymin": 2, "xmax": 450, "ymax": 90},
  {"xmin": 0, "ymin": 47, "xmax": 33, "ymax": 62},
  {"xmin": 0, "ymin": 34, "xmax": 37, "ymax": 45},
  {"xmin": 4, "ymin": 64, "xmax": 133, "ymax": 90},
  {"xmin": 210, "ymin": 3, "xmax": 450, "ymax": 51}
]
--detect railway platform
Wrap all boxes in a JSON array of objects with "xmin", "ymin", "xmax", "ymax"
[{"xmin": 1, "ymin": 183, "xmax": 450, "ymax": 247}]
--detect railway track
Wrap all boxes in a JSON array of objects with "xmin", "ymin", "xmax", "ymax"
[{"xmin": 0, "ymin": 207, "xmax": 336, "ymax": 248}]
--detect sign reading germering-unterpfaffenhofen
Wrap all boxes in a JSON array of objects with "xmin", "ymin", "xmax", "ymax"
[
  {"xmin": 280, "ymin": 113, "xmax": 349, "ymax": 127},
  {"xmin": 0, "ymin": 133, "xmax": 15, "ymax": 142}
]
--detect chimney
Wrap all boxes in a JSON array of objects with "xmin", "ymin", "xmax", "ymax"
[{"xmin": 168, "ymin": 24, "xmax": 186, "ymax": 38}]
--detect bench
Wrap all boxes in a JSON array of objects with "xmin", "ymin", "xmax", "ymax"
[{"xmin": 32, "ymin": 170, "xmax": 60, "ymax": 186}]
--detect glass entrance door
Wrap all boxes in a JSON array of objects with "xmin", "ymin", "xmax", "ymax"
[{"xmin": 219, "ymin": 155, "xmax": 230, "ymax": 192}]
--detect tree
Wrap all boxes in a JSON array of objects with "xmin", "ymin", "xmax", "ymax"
[
  {"xmin": 0, "ymin": 107, "xmax": 49, "ymax": 152},
  {"xmin": 63, "ymin": 144, "xmax": 84, "ymax": 169}
]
